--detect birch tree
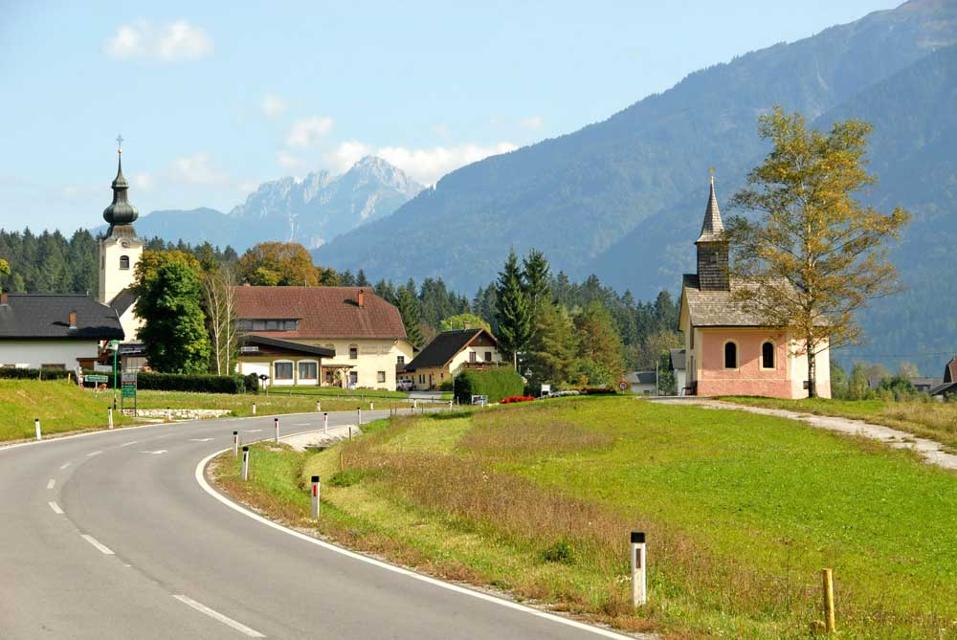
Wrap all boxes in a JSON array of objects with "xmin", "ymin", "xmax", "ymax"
[{"xmin": 202, "ymin": 265, "xmax": 238, "ymax": 375}]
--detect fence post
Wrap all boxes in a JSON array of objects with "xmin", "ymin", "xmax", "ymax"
[
  {"xmin": 241, "ymin": 446, "xmax": 250, "ymax": 481},
  {"xmin": 34, "ymin": 417, "xmax": 42, "ymax": 441},
  {"xmin": 631, "ymin": 531, "xmax": 647, "ymax": 607},
  {"xmin": 233, "ymin": 430, "xmax": 239, "ymax": 457},
  {"xmin": 311, "ymin": 475, "xmax": 320, "ymax": 520},
  {"xmin": 274, "ymin": 417, "xmax": 279, "ymax": 443},
  {"xmin": 822, "ymin": 568, "xmax": 836, "ymax": 633},
  {"xmin": 108, "ymin": 407, "xmax": 114, "ymax": 430}
]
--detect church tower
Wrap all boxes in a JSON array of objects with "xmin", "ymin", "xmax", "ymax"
[
  {"xmin": 695, "ymin": 175, "xmax": 730, "ymax": 291},
  {"xmin": 98, "ymin": 137, "xmax": 144, "ymax": 338}
]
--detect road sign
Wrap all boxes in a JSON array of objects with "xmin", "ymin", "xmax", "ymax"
[{"xmin": 86, "ymin": 374, "xmax": 109, "ymax": 383}]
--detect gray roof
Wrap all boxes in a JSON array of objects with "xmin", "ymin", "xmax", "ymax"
[
  {"xmin": 103, "ymin": 151, "xmax": 139, "ymax": 228},
  {"xmin": 0, "ymin": 294, "xmax": 124, "ymax": 340},
  {"xmin": 110, "ymin": 288, "xmax": 137, "ymax": 316},
  {"xmin": 681, "ymin": 274, "xmax": 768, "ymax": 326},
  {"xmin": 930, "ymin": 381, "xmax": 957, "ymax": 396},
  {"xmin": 627, "ymin": 371, "xmax": 657, "ymax": 385},
  {"xmin": 670, "ymin": 348, "xmax": 686, "ymax": 371},
  {"xmin": 696, "ymin": 176, "xmax": 725, "ymax": 243}
]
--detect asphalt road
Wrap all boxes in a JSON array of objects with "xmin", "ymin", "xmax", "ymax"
[{"xmin": 0, "ymin": 410, "xmax": 638, "ymax": 639}]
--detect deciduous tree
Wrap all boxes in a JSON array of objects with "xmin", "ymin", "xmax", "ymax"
[
  {"xmin": 729, "ymin": 107, "xmax": 910, "ymax": 397},
  {"xmin": 238, "ymin": 242, "xmax": 320, "ymax": 286},
  {"xmin": 202, "ymin": 265, "xmax": 238, "ymax": 375}
]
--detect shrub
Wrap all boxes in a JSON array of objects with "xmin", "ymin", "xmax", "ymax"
[
  {"xmin": 579, "ymin": 387, "xmax": 618, "ymax": 395},
  {"xmin": 540, "ymin": 539, "xmax": 576, "ymax": 564},
  {"xmin": 454, "ymin": 368, "xmax": 524, "ymax": 404},
  {"xmin": 438, "ymin": 378, "xmax": 454, "ymax": 392},
  {"xmin": 329, "ymin": 469, "xmax": 369, "ymax": 487},
  {"xmin": 244, "ymin": 373, "xmax": 260, "ymax": 394},
  {"xmin": 136, "ymin": 372, "xmax": 249, "ymax": 394},
  {"xmin": 501, "ymin": 395, "xmax": 535, "ymax": 404},
  {"xmin": 0, "ymin": 367, "xmax": 73, "ymax": 381}
]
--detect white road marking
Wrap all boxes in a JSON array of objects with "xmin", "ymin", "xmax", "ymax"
[
  {"xmin": 119, "ymin": 440, "xmax": 139, "ymax": 447},
  {"xmin": 141, "ymin": 450, "xmax": 168, "ymax": 455},
  {"xmin": 48, "ymin": 501, "xmax": 64, "ymax": 514},
  {"xmin": 247, "ymin": 429, "xmax": 262, "ymax": 433},
  {"xmin": 294, "ymin": 423, "xmax": 310, "ymax": 427},
  {"xmin": 189, "ymin": 438, "xmax": 214, "ymax": 442},
  {"xmin": 195, "ymin": 450, "xmax": 637, "ymax": 640},
  {"xmin": 86, "ymin": 450, "xmax": 102, "ymax": 457},
  {"xmin": 59, "ymin": 462, "xmax": 71, "ymax": 470},
  {"xmin": 80, "ymin": 534, "xmax": 114, "ymax": 555},
  {"xmin": 173, "ymin": 594, "xmax": 265, "ymax": 638},
  {"xmin": 47, "ymin": 478, "xmax": 55, "ymax": 490}
]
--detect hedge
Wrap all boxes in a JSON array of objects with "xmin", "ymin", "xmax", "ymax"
[
  {"xmin": 0, "ymin": 367, "xmax": 74, "ymax": 381},
  {"xmin": 81, "ymin": 370, "xmax": 257, "ymax": 394},
  {"xmin": 453, "ymin": 368, "xmax": 524, "ymax": 404}
]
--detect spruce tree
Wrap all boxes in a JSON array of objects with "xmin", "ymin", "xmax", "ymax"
[
  {"xmin": 397, "ymin": 286, "xmax": 424, "ymax": 348},
  {"xmin": 495, "ymin": 250, "xmax": 532, "ymax": 370},
  {"xmin": 521, "ymin": 249, "xmax": 551, "ymax": 317}
]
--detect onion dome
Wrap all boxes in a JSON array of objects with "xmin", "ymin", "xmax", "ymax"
[{"xmin": 102, "ymin": 138, "xmax": 139, "ymax": 227}]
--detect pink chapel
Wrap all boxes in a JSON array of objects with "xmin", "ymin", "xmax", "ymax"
[{"xmin": 677, "ymin": 177, "xmax": 831, "ymax": 399}]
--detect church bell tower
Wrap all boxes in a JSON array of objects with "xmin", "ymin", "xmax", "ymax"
[{"xmin": 695, "ymin": 175, "xmax": 730, "ymax": 291}]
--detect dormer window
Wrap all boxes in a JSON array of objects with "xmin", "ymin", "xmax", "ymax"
[{"xmin": 119, "ymin": 255, "xmax": 130, "ymax": 270}]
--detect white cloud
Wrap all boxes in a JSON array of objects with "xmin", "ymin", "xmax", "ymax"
[
  {"xmin": 519, "ymin": 115, "xmax": 544, "ymax": 130},
  {"xmin": 327, "ymin": 141, "xmax": 517, "ymax": 184},
  {"xmin": 133, "ymin": 173, "xmax": 153, "ymax": 190},
  {"xmin": 104, "ymin": 20, "xmax": 212, "ymax": 62},
  {"xmin": 261, "ymin": 94, "xmax": 287, "ymax": 119},
  {"xmin": 168, "ymin": 153, "xmax": 229, "ymax": 186},
  {"xmin": 276, "ymin": 150, "xmax": 306, "ymax": 172},
  {"xmin": 286, "ymin": 116, "xmax": 334, "ymax": 147}
]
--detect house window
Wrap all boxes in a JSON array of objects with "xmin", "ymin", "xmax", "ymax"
[
  {"xmin": 348, "ymin": 371, "xmax": 358, "ymax": 386},
  {"xmin": 484, "ymin": 351, "xmax": 492, "ymax": 362},
  {"xmin": 723, "ymin": 341, "xmax": 738, "ymax": 369},
  {"xmin": 377, "ymin": 371, "xmax": 386, "ymax": 383},
  {"xmin": 119, "ymin": 255, "xmax": 130, "ymax": 270},
  {"xmin": 761, "ymin": 341, "xmax": 775, "ymax": 369},
  {"xmin": 274, "ymin": 361, "xmax": 293, "ymax": 381},
  {"xmin": 469, "ymin": 351, "xmax": 477, "ymax": 363},
  {"xmin": 397, "ymin": 355, "xmax": 405, "ymax": 366},
  {"xmin": 298, "ymin": 361, "xmax": 318, "ymax": 380},
  {"xmin": 349, "ymin": 345, "xmax": 358, "ymax": 360}
]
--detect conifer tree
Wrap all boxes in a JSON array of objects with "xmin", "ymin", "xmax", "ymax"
[
  {"xmin": 521, "ymin": 249, "xmax": 551, "ymax": 317},
  {"xmin": 526, "ymin": 302, "xmax": 577, "ymax": 385},
  {"xmin": 495, "ymin": 250, "xmax": 532, "ymax": 370},
  {"xmin": 397, "ymin": 286, "xmax": 424, "ymax": 348}
]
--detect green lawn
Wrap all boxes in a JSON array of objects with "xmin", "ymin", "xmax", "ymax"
[
  {"xmin": 214, "ymin": 397, "xmax": 957, "ymax": 639},
  {"xmin": 0, "ymin": 379, "xmax": 132, "ymax": 441},
  {"xmin": 135, "ymin": 389, "xmax": 409, "ymax": 416},
  {"xmin": 723, "ymin": 396, "xmax": 957, "ymax": 451},
  {"xmin": 268, "ymin": 386, "xmax": 411, "ymax": 400}
]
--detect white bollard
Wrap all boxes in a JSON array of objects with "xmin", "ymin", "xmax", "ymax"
[
  {"xmin": 369, "ymin": 401, "xmax": 374, "ymax": 411},
  {"xmin": 34, "ymin": 418, "xmax": 42, "ymax": 441},
  {"xmin": 323, "ymin": 412, "xmax": 329, "ymax": 434},
  {"xmin": 252, "ymin": 403, "xmax": 257, "ymax": 415},
  {"xmin": 233, "ymin": 430, "xmax": 239, "ymax": 457},
  {"xmin": 274, "ymin": 417, "xmax": 279, "ymax": 443},
  {"xmin": 413, "ymin": 399, "xmax": 417, "ymax": 411},
  {"xmin": 316, "ymin": 400, "xmax": 321, "ymax": 412},
  {"xmin": 310, "ymin": 475, "xmax": 320, "ymax": 520},
  {"xmin": 448, "ymin": 400, "xmax": 453, "ymax": 411},
  {"xmin": 631, "ymin": 531, "xmax": 647, "ymax": 606},
  {"xmin": 242, "ymin": 446, "xmax": 250, "ymax": 481},
  {"xmin": 357, "ymin": 407, "xmax": 362, "ymax": 426},
  {"xmin": 108, "ymin": 407, "xmax": 114, "ymax": 430}
]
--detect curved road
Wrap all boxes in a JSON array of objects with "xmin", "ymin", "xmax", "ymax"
[{"xmin": 0, "ymin": 410, "xmax": 636, "ymax": 639}]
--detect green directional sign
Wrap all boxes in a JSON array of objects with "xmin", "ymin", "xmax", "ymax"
[
  {"xmin": 86, "ymin": 374, "xmax": 109, "ymax": 383},
  {"xmin": 121, "ymin": 384, "xmax": 136, "ymax": 398}
]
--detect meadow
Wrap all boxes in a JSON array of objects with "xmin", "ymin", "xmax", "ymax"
[
  {"xmin": 0, "ymin": 379, "xmax": 130, "ymax": 441},
  {"xmin": 214, "ymin": 397, "xmax": 957, "ymax": 639}
]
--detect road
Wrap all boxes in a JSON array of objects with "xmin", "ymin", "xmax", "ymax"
[{"xmin": 0, "ymin": 410, "xmax": 638, "ymax": 639}]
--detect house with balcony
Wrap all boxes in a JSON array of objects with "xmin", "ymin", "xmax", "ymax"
[
  {"xmin": 399, "ymin": 328, "xmax": 502, "ymax": 391},
  {"xmin": 234, "ymin": 286, "xmax": 414, "ymax": 390}
]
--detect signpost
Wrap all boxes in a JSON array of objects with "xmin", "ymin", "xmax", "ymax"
[
  {"xmin": 108, "ymin": 339, "xmax": 120, "ymax": 409},
  {"xmin": 121, "ymin": 371, "xmax": 137, "ymax": 416}
]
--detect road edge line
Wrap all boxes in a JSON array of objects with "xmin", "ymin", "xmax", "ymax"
[{"xmin": 194, "ymin": 449, "xmax": 642, "ymax": 640}]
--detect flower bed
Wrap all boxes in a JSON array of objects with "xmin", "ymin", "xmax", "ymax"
[{"xmin": 500, "ymin": 395, "xmax": 535, "ymax": 404}]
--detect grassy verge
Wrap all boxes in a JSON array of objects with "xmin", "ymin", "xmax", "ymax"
[
  {"xmin": 268, "ymin": 386, "xmax": 410, "ymax": 399},
  {"xmin": 135, "ymin": 390, "xmax": 410, "ymax": 416},
  {"xmin": 212, "ymin": 397, "xmax": 957, "ymax": 638},
  {"xmin": 0, "ymin": 379, "xmax": 133, "ymax": 442},
  {"xmin": 722, "ymin": 396, "xmax": 957, "ymax": 451}
]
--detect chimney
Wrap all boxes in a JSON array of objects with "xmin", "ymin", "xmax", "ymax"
[
  {"xmin": 357, "ymin": 288, "xmax": 365, "ymax": 308},
  {"xmin": 68, "ymin": 310, "xmax": 77, "ymax": 329}
]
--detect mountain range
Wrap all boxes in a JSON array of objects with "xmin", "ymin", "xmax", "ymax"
[
  {"xmin": 127, "ymin": 156, "xmax": 423, "ymax": 250},
  {"xmin": 312, "ymin": 0, "xmax": 957, "ymax": 372}
]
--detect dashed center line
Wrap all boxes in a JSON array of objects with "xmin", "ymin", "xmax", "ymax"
[
  {"xmin": 247, "ymin": 429, "xmax": 262, "ymax": 433},
  {"xmin": 47, "ymin": 478, "xmax": 55, "ymax": 490},
  {"xmin": 86, "ymin": 450, "xmax": 102, "ymax": 457},
  {"xmin": 48, "ymin": 501, "xmax": 64, "ymax": 514},
  {"xmin": 59, "ymin": 462, "xmax": 71, "ymax": 470},
  {"xmin": 119, "ymin": 441, "xmax": 139, "ymax": 448},
  {"xmin": 173, "ymin": 594, "xmax": 265, "ymax": 638},
  {"xmin": 80, "ymin": 534, "xmax": 114, "ymax": 555},
  {"xmin": 189, "ymin": 438, "xmax": 214, "ymax": 442}
]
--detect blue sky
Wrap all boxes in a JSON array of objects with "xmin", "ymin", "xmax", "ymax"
[{"xmin": 0, "ymin": 0, "xmax": 899, "ymax": 232}]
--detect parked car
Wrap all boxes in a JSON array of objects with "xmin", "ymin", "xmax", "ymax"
[{"xmin": 396, "ymin": 378, "xmax": 414, "ymax": 391}]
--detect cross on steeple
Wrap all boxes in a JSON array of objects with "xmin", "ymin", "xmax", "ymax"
[{"xmin": 116, "ymin": 134, "xmax": 124, "ymax": 154}]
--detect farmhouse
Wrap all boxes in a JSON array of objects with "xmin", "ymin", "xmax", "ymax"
[
  {"xmin": 678, "ymin": 177, "xmax": 831, "ymax": 398},
  {"xmin": 233, "ymin": 286, "xmax": 413, "ymax": 390},
  {"xmin": 0, "ymin": 293, "xmax": 123, "ymax": 369},
  {"xmin": 930, "ymin": 356, "xmax": 957, "ymax": 399},
  {"xmin": 400, "ymin": 328, "xmax": 502, "ymax": 390}
]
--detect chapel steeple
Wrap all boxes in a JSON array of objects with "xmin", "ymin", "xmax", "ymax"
[
  {"xmin": 102, "ymin": 135, "xmax": 139, "ymax": 235},
  {"xmin": 695, "ymin": 173, "xmax": 730, "ymax": 291}
]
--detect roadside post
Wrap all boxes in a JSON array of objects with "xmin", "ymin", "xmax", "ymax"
[
  {"xmin": 252, "ymin": 402, "xmax": 257, "ymax": 415},
  {"xmin": 108, "ymin": 407, "xmax": 113, "ymax": 430},
  {"xmin": 34, "ymin": 418, "xmax": 41, "ymax": 441},
  {"xmin": 241, "ymin": 446, "xmax": 250, "ymax": 481},
  {"xmin": 631, "ymin": 531, "xmax": 647, "ymax": 606},
  {"xmin": 323, "ymin": 412, "xmax": 328, "ymax": 434},
  {"xmin": 822, "ymin": 568, "xmax": 836, "ymax": 633},
  {"xmin": 233, "ymin": 430, "xmax": 239, "ymax": 457},
  {"xmin": 369, "ymin": 401, "xmax": 374, "ymax": 411},
  {"xmin": 310, "ymin": 475, "xmax": 320, "ymax": 520},
  {"xmin": 413, "ymin": 399, "xmax": 417, "ymax": 411},
  {"xmin": 316, "ymin": 400, "xmax": 321, "ymax": 413},
  {"xmin": 356, "ymin": 407, "xmax": 362, "ymax": 426},
  {"xmin": 274, "ymin": 417, "xmax": 279, "ymax": 443},
  {"xmin": 448, "ymin": 400, "xmax": 453, "ymax": 411},
  {"xmin": 348, "ymin": 426, "xmax": 353, "ymax": 440}
]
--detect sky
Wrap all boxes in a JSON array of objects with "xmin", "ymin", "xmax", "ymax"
[{"xmin": 0, "ymin": 0, "xmax": 900, "ymax": 232}]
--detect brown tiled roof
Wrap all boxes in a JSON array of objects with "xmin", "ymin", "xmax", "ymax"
[
  {"xmin": 405, "ymin": 328, "xmax": 497, "ymax": 371},
  {"xmin": 233, "ymin": 286, "xmax": 407, "ymax": 340},
  {"xmin": 696, "ymin": 176, "xmax": 725, "ymax": 243}
]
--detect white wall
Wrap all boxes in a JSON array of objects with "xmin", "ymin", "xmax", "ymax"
[
  {"xmin": 447, "ymin": 345, "xmax": 502, "ymax": 376},
  {"xmin": 98, "ymin": 235, "xmax": 143, "ymax": 305},
  {"xmin": 300, "ymin": 338, "xmax": 414, "ymax": 390},
  {"xmin": 0, "ymin": 340, "xmax": 100, "ymax": 369}
]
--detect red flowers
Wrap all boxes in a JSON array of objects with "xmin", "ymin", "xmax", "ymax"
[{"xmin": 501, "ymin": 395, "xmax": 535, "ymax": 404}]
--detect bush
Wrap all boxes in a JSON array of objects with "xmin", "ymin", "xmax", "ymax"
[
  {"xmin": 438, "ymin": 378, "xmax": 454, "ymax": 392},
  {"xmin": 0, "ymin": 367, "xmax": 73, "ymax": 381},
  {"xmin": 540, "ymin": 539, "xmax": 576, "ymax": 565},
  {"xmin": 136, "ymin": 372, "xmax": 249, "ymax": 394},
  {"xmin": 454, "ymin": 368, "xmax": 525, "ymax": 404},
  {"xmin": 579, "ymin": 387, "xmax": 618, "ymax": 395},
  {"xmin": 244, "ymin": 373, "xmax": 260, "ymax": 394}
]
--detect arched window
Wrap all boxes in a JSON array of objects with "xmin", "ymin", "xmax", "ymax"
[
  {"xmin": 761, "ymin": 341, "xmax": 775, "ymax": 369},
  {"xmin": 723, "ymin": 341, "xmax": 738, "ymax": 369},
  {"xmin": 119, "ymin": 255, "xmax": 130, "ymax": 270}
]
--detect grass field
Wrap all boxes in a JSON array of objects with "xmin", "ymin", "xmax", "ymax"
[
  {"xmin": 214, "ymin": 397, "xmax": 957, "ymax": 639},
  {"xmin": 268, "ymin": 386, "xmax": 453, "ymax": 401},
  {"xmin": 723, "ymin": 396, "xmax": 957, "ymax": 451},
  {"xmin": 0, "ymin": 379, "xmax": 130, "ymax": 441},
  {"xmin": 135, "ymin": 389, "xmax": 409, "ymax": 416}
]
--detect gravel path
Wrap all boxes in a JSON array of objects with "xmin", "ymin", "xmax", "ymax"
[{"xmin": 652, "ymin": 398, "xmax": 957, "ymax": 471}]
